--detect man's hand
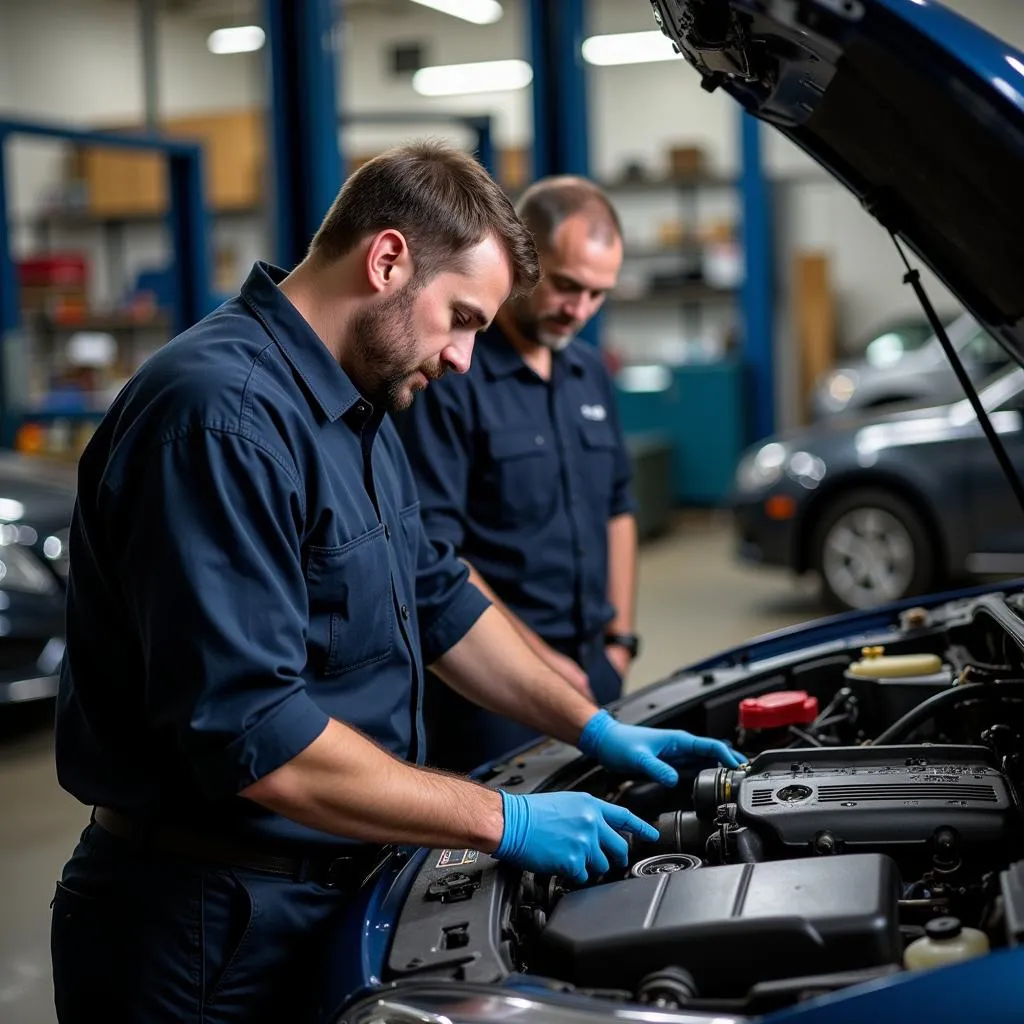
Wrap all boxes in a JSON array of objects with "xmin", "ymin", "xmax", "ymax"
[
  {"xmin": 604, "ymin": 643, "xmax": 632, "ymax": 682},
  {"xmin": 494, "ymin": 790, "xmax": 657, "ymax": 884},
  {"xmin": 541, "ymin": 645, "xmax": 594, "ymax": 699},
  {"xmin": 578, "ymin": 709, "xmax": 743, "ymax": 787}
]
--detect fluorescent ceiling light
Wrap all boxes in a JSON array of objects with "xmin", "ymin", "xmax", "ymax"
[
  {"xmin": 409, "ymin": 0, "xmax": 503, "ymax": 24},
  {"xmin": 582, "ymin": 30, "xmax": 679, "ymax": 66},
  {"xmin": 207, "ymin": 25, "xmax": 266, "ymax": 55},
  {"xmin": 413, "ymin": 59, "xmax": 532, "ymax": 96}
]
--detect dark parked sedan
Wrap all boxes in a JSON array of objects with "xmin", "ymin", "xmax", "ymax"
[
  {"xmin": 733, "ymin": 367, "xmax": 1024, "ymax": 611},
  {"xmin": 0, "ymin": 453, "xmax": 75, "ymax": 703}
]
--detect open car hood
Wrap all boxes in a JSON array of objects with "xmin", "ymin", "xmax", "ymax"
[{"xmin": 648, "ymin": 0, "xmax": 1024, "ymax": 364}]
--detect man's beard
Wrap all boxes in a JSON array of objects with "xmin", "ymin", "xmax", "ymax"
[
  {"xmin": 349, "ymin": 284, "xmax": 445, "ymax": 413},
  {"xmin": 512, "ymin": 302, "xmax": 579, "ymax": 352}
]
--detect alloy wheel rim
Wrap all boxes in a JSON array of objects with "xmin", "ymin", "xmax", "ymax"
[{"xmin": 822, "ymin": 506, "xmax": 916, "ymax": 609}]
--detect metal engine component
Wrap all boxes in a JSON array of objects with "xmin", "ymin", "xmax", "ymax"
[
  {"xmin": 630, "ymin": 853, "xmax": 702, "ymax": 878},
  {"xmin": 535, "ymin": 854, "xmax": 902, "ymax": 998},
  {"xmin": 693, "ymin": 745, "xmax": 1021, "ymax": 855}
]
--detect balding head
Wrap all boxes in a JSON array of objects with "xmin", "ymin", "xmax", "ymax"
[{"xmin": 516, "ymin": 176, "xmax": 623, "ymax": 253}]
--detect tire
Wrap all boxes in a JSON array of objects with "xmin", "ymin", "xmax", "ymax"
[{"xmin": 813, "ymin": 488, "xmax": 937, "ymax": 612}]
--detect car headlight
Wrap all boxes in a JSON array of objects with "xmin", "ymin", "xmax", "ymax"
[
  {"xmin": 824, "ymin": 369, "xmax": 859, "ymax": 408},
  {"xmin": 0, "ymin": 542, "xmax": 57, "ymax": 595},
  {"xmin": 735, "ymin": 442, "xmax": 788, "ymax": 492}
]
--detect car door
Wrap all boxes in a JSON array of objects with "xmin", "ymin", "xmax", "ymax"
[{"xmin": 962, "ymin": 370, "xmax": 1024, "ymax": 570}]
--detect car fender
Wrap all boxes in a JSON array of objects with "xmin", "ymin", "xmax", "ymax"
[{"xmin": 794, "ymin": 467, "xmax": 955, "ymax": 577}]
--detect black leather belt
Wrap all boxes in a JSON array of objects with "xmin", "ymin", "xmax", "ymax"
[{"xmin": 92, "ymin": 806, "xmax": 389, "ymax": 889}]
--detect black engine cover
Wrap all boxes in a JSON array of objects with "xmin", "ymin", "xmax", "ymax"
[
  {"xmin": 536, "ymin": 854, "xmax": 901, "ymax": 997},
  {"xmin": 709, "ymin": 745, "xmax": 1019, "ymax": 852}
]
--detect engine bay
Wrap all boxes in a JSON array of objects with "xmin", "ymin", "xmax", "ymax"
[{"xmin": 384, "ymin": 591, "xmax": 1024, "ymax": 1016}]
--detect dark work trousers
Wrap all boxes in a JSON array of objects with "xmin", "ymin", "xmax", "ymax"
[
  {"xmin": 424, "ymin": 636, "xmax": 624, "ymax": 775},
  {"xmin": 51, "ymin": 822, "xmax": 360, "ymax": 1024}
]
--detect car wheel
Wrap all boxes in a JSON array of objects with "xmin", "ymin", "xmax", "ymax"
[{"xmin": 813, "ymin": 489, "xmax": 935, "ymax": 611}]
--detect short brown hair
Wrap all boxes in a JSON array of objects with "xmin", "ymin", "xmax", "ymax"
[
  {"xmin": 516, "ymin": 175, "xmax": 622, "ymax": 251},
  {"xmin": 309, "ymin": 140, "xmax": 539, "ymax": 297}
]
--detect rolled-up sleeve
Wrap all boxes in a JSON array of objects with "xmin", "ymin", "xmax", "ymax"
[
  {"xmin": 395, "ymin": 377, "xmax": 473, "ymax": 550},
  {"xmin": 112, "ymin": 427, "xmax": 329, "ymax": 800}
]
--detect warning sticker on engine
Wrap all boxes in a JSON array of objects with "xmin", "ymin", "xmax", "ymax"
[{"xmin": 436, "ymin": 849, "xmax": 480, "ymax": 869}]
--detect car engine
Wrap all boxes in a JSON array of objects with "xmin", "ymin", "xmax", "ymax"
[{"xmin": 384, "ymin": 592, "xmax": 1024, "ymax": 1016}]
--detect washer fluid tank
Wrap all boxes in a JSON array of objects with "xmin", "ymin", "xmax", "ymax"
[
  {"xmin": 847, "ymin": 647, "xmax": 943, "ymax": 678},
  {"xmin": 843, "ymin": 646, "xmax": 952, "ymax": 723},
  {"xmin": 904, "ymin": 917, "xmax": 989, "ymax": 970}
]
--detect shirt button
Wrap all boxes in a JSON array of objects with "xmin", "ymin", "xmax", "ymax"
[
  {"xmin": 400, "ymin": 604, "xmax": 410, "ymax": 620},
  {"xmin": 355, "ymin": 401, "xmax": 369, "ymax": 416},
  {"xmin": 534, "ymin": 435, "xmax": 545, "ymax": 446}
]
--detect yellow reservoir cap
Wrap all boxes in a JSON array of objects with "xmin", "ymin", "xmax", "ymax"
[{"xmin": 847, "ymin": 652, "xmax": 943, "ymax": 678}]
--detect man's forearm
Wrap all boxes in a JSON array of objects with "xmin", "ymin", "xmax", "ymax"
[
  {"xmin": 240, "ymin": 717, "xmax": 505, "ymax": 851},
  {"xmin": 430, "ymin": 605, "xmax": 598, "ymax": 744},
  {"xmin": 606, "ymin": 513, "xmax": 638, "ymax": 634}
]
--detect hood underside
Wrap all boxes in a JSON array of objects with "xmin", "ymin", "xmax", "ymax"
[{"xmin": 648, "ymin": 0, "xmax": 1024, "ymax": 363}]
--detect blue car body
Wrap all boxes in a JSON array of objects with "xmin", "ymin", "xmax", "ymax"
[{"xmin": 339, "ymin": 2, "xmax": 1024, "ymax": 1021}]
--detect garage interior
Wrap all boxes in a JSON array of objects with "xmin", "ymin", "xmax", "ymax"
[{"xmin": 0, "ymin": 1, "xmax": 1022, "ymax": 1020}]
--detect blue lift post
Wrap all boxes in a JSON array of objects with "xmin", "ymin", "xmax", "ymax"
[
  {"xmin": 527, "ymin": 0, "xmax": 590, "ymax": 181},
  {"xmin": 264, "ymin": 0, "xmax": 344, "ymax": 271},
  {"xmin": 526, "ymin": 0, "xmax": 600, "ymax": 347},
  {"xmin": 740, "ymin": 111, "xmax": 775, "ymax": 441},
  {"xmin": 0, "ymin": 117, "xmax": 212, "ymax": 444}
]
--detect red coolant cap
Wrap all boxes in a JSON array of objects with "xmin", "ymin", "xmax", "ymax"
[{"xmin": 739, "ymin": 690, "xmax": 819, "ymax": 731}]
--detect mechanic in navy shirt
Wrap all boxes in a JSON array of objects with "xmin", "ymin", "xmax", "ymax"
[
  {"xmin": 50, "ymin": 144, "xmax": 740, "ymax": 1023},
  {"xmin": 398, "ymin": 177, "xmax": 638, "ymax": 772}
]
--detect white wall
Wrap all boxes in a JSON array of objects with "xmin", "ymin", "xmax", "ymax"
[
  {"xmin": 0, "ymin": 0, "xmax": 261, "ymax": 122},
  {"xmin": 339, "ymin": 0, "xmax": 529, "ymax": 156}
]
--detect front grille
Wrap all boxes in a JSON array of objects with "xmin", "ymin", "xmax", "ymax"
[{"xmin": 816, "ymin": 783, "xmax": 998, "ymax": 803}]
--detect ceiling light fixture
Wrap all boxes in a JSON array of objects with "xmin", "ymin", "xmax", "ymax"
[
  {"xmin": 409, "ymin": 0, "xmax": 503, "ymax": 25},
  {"xmin": 581, "ymin": 30, "xmax": 680, "ymax": 66},
  {"xmin": 207, "ymin": 25, "xmax": 266, "ymax": 55},
  {"xmin": 412, "ymin": 59, "xmax": 532, "ymax": 96}
]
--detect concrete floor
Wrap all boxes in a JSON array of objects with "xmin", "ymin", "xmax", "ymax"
[{"xmin": 0, "ymin": 510, "xmax": 824, "ymax": 1022}]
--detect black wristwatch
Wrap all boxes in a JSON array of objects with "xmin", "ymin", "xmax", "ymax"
[{"xmin": 604, "ymin": 632, "xmax": 641, "ymax": 659}]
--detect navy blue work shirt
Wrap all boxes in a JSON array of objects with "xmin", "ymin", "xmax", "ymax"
[
  {"xmin": 395, "ymin": 323, "xmax": 635, "ymax": 645},
  {"xmin": 55, "ymin": 261, "xmax": 489, "ymax": 847}
]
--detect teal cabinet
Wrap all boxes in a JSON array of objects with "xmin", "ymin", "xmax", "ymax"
[{"xmin": 615, "ymin": 360, "xmax": 748, "ymax": 506}]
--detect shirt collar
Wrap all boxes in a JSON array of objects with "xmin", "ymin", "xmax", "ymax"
[
  {"xmin": 241, "ymin": 261, "xmax": 370, "ymax": 425},
  {"xmin": 476, "ymin": 322, "xmax": 587, "ymax": 380}
]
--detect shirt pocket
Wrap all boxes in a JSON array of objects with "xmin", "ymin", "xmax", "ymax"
[
  {"xmin": 578, "ymin": 420, "xmax": 619, "ymax": 512},
  {"xmin": 305, "ymin": 525, "xmax": 393, "ymax": 677},
  {"xmin": 484, "ymin": 427, "xmax": 557, "ymax": 523}
]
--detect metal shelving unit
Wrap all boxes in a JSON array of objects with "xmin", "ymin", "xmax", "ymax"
[{"xmin": 0, "ymin": 116, "xmax": 213, "ymax": 455}]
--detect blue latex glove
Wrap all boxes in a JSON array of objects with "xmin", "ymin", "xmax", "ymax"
[
  {"xmin": 579, "ymin": 709, "xmax": 744, "ymax": 787},
  {"xmin": 494, "ymin": 790, "xmax": 658, "ymax": 885}
]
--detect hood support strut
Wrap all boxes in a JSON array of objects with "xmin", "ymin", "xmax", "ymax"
[{"xmin": 893, "ymin": 234, "xmax": 1024, "ymax": 519}]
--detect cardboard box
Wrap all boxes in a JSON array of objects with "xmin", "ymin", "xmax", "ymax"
[
  {"xmin": 71, "ymin": 109, "xmax": 266, "ymax": 218},
  {"xmin": 667, "ymin": 145, "xmax": 707, "ymax": 180}
]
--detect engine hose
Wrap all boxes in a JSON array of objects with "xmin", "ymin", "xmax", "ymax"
[{"xmin": 871, "ymin": 680, "xmax": 1024, "ymax": 746}]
